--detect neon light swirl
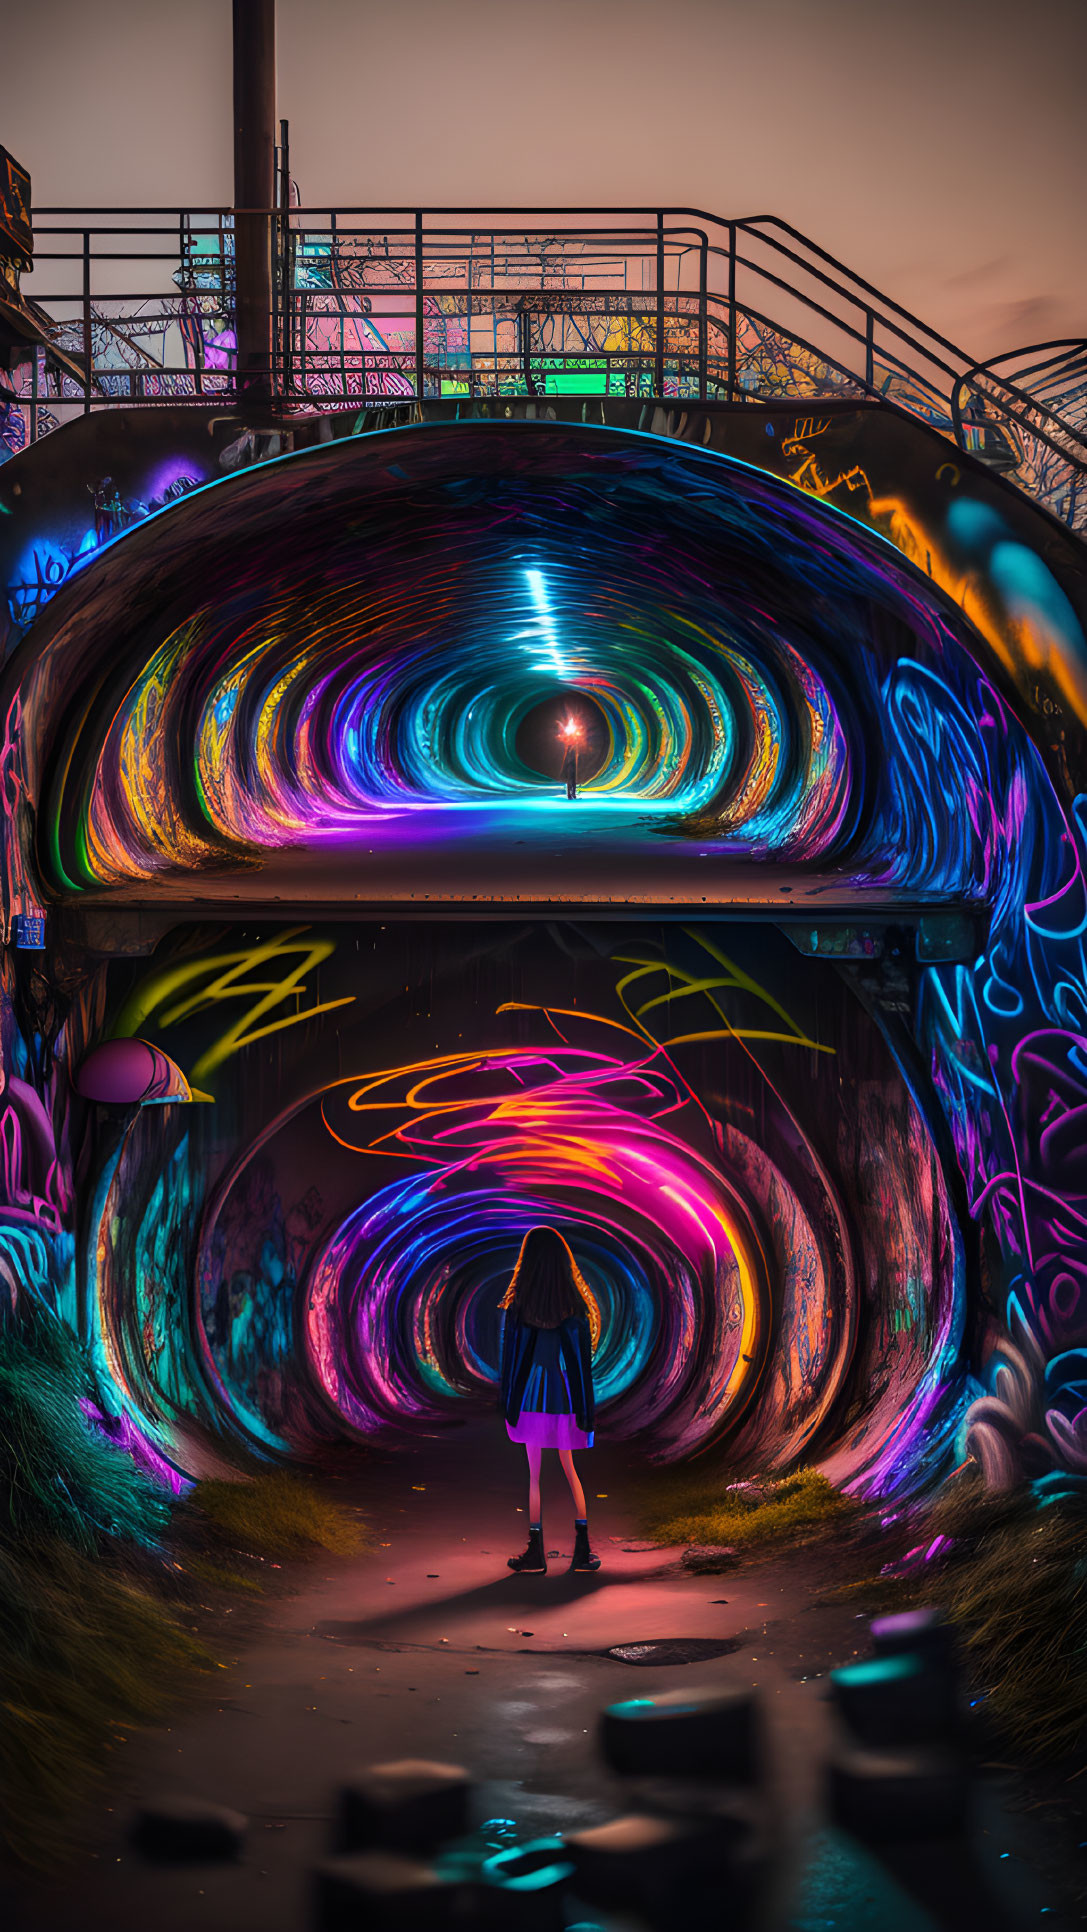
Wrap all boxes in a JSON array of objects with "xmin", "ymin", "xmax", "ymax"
[
  {"xmin": 301, "ymin": 1044, "xmax": 765, "ymax": 1456},
  {"xmin": 69, "ymin": 563, "xmax": 850, "ymax": 885},
  {"xmin": 32, "ymin": 426, "xmax": 903, "ymax": 897}
]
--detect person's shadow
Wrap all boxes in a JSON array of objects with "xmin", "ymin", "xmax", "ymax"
[{"xmin": 315, "ymin": 1565, "xmax": 615, "ymax": 1648}]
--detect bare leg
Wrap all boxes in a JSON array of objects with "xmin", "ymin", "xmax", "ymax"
[
  {"xmin": 558, "ymin": 1448, "xmax": 586, "ymax": 1518},
  {"xmin": 525, "ymin": 1442, "xmax": 543, "ymax": 1522}
]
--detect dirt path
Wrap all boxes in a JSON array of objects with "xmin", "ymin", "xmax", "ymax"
[{"xmin": 11, "ymin": 1425, "xmax": 1078, "ymax": 1931}]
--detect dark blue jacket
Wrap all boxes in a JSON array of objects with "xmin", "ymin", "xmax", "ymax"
[{"xmin": 499, "ymin": 1312, "xmax": 595, "ymax": 1432}]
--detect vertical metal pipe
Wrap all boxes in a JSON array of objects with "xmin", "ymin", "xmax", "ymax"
[
  {"xmin": 698, "ymin": 233, "xmax": 708, "ymax": 402},
  {"xmin": 415, "ymin": 211, "xmax": 424, "ymax": 403},
  {"xmin": 82, "ymin": 230, "xmax": 92, "ymax": 413},
  {"xmin": 278, "ymin": 116, "xmax": 292, "ymax": 393},
  {"xmin": 233, "ymin": 0, "xmax": 276, "ymax": 401},
  {"xmin": 329, "ymin": 208, "xmax": 348, "ymax": 402},
  {"xmin": 269, "ymin": 140, "xmax": 280, "ymax": 386},
  {"xmin": 519, "ymin": 300, "xmax": 539, "ymax": 397},
  {"xmin": 865, "ymin": 309, "xmax": 874, "ymax": 391},
  {"xmin": 727, "ymin": 221, "xmax": 737, "ymax": 402},
  {"xmin": 655, "ymin": 211, "xmax": 665, "ymax": 398},
  {"xmin": 181, "ymin": 210, "xmax": 205, "ymax": 399},
  {"xmin": 465, "ymin": 242, "xmax": 473, "ymax": 397},
  {"xmin": 299, "ymin": 287, "xmax": 308, "ymax": 395}
]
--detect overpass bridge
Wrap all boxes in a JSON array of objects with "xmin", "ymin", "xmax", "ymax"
[{"xmin": 2, "ymin": 204, "xmax": 1084, "ymax": 533}]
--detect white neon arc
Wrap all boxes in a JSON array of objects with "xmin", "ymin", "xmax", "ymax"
[{"xmin": 523, "ymin": 568, "xmax": 566, "ymax": 678}]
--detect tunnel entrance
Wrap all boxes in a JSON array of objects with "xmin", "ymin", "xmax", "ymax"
[
  {"xmin": 91, "ymin": 917, "xmax": 959, "ymax": 1491},
  {"xmin": 9, "ymin": 417, "xmax": 1085, "ymax": 1498}
]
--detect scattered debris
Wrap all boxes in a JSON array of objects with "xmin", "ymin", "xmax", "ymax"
[
  {"xmin": 604, "ymin": 1638, "xmax": 741, "ymax": 1667},
  {"xmin": 682, "ymin": 1545, "xmax": 740, "ymax": 1575}
]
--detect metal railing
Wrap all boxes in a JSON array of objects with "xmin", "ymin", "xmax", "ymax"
[{"xmin": 3, "ymin": 207, "xmax": 1084, "ymax": 534}]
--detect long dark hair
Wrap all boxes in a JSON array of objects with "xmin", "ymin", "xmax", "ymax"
[{"xmin": 499, "ymin": 1226, "xmax": 600, "ymax": 1346}]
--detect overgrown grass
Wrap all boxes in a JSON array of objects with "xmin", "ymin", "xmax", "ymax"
[
  {"xmin": 0, "ymin": 1313, "xmax": 368, "ymax": 1868},
  {"xmin": 639, "ymin": 1466, "xmax": 853, "ymax": 1550},
  {"xmin": 938, "ymin": 1482, "xmax": 1087, "ymax": 1765},
  {"xmin": 815, "ymin": 1473, "xmax": 1087, "ymax": 1767},
  {"xmin": 182, "ymin": 1553, "xmax": 267, "ymax": 1595},
  {"xmin": 0, "ymin": 1543, "xmax": 214, "ymax": 1866},
  {"xmin": 191, "ymin": 1470, "xmax": 368, "ymax": 1558},
  {"xmin": 812, "ymin": 1571, "xmax": 921, "ymax": 1612},
  {"xmin": 0, "ymin": 1309, "xmax": 170, "ymax": 1554}
]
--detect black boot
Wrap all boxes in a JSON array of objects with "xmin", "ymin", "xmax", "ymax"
[
  {"xmin": 508, "ymin": 1523, "xmax": 546, "ymax": 1573},
  {"xmin": 572, "ymin": 1518, "xmax": 600, "ymax": 1571}
]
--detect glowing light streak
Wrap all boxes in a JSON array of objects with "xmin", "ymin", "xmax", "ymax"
[
  {"xmin": 288, "ymin": 1023, "xmax": 771, "ymax": 1454},
  {"xmin": 524, "ymin": 568, "xmax": 566, "ymax": 678},
  {"xmin": 113, "ymin": 928, "xmax": 355, "ymax": 1085},
  {"xmin": 44, "ymin": 446, "xmax": 877, "ymax": 887}
]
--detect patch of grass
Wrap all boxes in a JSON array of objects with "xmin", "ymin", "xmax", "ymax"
[
  {"xmin": 928, "ymin": 1469, "xmax": 1030, "ymax": 1544},
  {"xmin": 183, "ymin": 1554, "xmax": 266, "ymax": 1595},
  {"xmin": 191, "ymin": 1470, "xmax": 368, "ymax": 1559},
  {"xmin": 940, "ymin": 1489, "xmax": 1087, "ymax": 1765},
  {"xmin": 0, "ymin": 1309, "xmax": 170, "ymax": 1555},
  {"xmin": 639, "ymin": 1466, "xmax": 853, "ymax": 1550},
  {"xmin": 815, "ymin": 1473, "xmax": 1087, "ymax": 1767},
  {"xmin": 0, "ymin": 1541, "xmax": 213, "ymax": 1867},
  {"xmin": 0, "ymin": 1310, "xmax": 373, "ymax": 1871},
  {"xmin": 811, "ymin": 1572, "xmax": 924, "ymax": 1612},
  {"xmin": 0, "ymin": 1311, "xmax": 213, "ymax": 1868}
]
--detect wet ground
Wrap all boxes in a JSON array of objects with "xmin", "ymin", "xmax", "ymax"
[{"xmin": 10, "ymin": 1426, "xmax": 1085, "ymax": 1931}]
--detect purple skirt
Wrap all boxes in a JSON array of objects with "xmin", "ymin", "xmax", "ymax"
[{"xmin": 507, "ymin": 1411, "xmax": 594, "ymax": 1450}]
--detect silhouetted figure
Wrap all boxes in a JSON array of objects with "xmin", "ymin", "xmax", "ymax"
[
  {"xmin": 499, "ymin": 1226, "xmax": 600, "ymax": 1573},
  {"xmin": 561, "ymin": 741, "xmax": 579, "ymax": 799}
]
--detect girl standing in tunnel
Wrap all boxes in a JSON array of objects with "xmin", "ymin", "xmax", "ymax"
[{"xmin": 499, "ymin": 1225, "xmax": 600, "ymax": 1573}]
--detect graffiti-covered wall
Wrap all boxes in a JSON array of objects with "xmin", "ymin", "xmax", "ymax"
[
  {"xmin": 71, "ymin": 921, "xmax": 962, "ymax": 1488},
  {"xmin": 0, "ymin": 411, "xmax": 1084, "ymax": 1493}
]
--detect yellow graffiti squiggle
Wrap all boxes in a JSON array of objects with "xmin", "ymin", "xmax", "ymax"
[{"xmin": 113, "ymin": 927, "xmax": 354, "ymax": 1082}]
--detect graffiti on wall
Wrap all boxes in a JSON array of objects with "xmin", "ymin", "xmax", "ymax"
[
  {"xmin": 111, "ymin": 927, "xmax": 355, "ymax": 1087},
  {"xmin": 1, "ymin": 417, "xmax": 1086, "ymax": 1490},
  {"xmin": 5, "ymin": 465, "xmax": 205, "ymax": 646},
  {"xmin": 98, "ymin": 922, "xmax": 954, "ymax": 1489}
]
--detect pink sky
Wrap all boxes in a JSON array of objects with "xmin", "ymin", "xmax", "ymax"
[{"xmin": 2, "ymin": 0, "xmax": 1084, "ymax": 359}]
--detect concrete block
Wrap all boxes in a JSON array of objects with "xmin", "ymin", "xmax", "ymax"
[
  {"xmin": 129, "ymin": 1795, "xmax": 246, "ymax": 1862},
  {"xmin": 313, "ymin": 1852, "xmax": 463, "ymax": 1931},
  {"xmin": 638, "ymin": 1790, "xmax": 767, "ymax": 1923},
  {"xmin": 828, "ymin": 1744, "xmax": 969, "ymax": 1840},
  {"xmin": 870, "ymin": 1606, "xmax": 958, "ymax": 1673},
  {"xmin": 565, "ymin": 1812, "xmax": 723, "ymax": 1907},
  {"xmin": 336, "ymin": 1758, "xmax": 471, "ymax": 1854},
  {"xmin": 830, "ymin": 1651, "xmax": 957, "ymax": 1747},
  {"xmin": 601, "ymin": 1682, "xmax": 759, "ymax": 1780},
  {"xmin": 639, "ymin": 1785, "xmax": 761, "ymax": 1844}
]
